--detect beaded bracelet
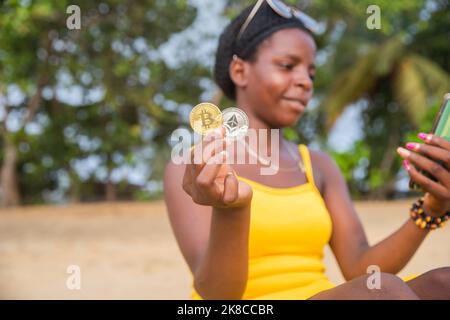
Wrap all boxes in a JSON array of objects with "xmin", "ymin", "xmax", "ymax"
[{"xmin": 410, "ymin": 197, "xmax": 450, "ymax": 230}]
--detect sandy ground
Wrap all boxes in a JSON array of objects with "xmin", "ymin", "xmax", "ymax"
[{"xmin": 0, "ymin": 200, "xmax": 448, "ymax": 300}]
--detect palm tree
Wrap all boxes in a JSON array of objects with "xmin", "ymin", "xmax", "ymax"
[
  {"xmin": 324, "ymin": 36, "xmax": 449, "ymax": 129},
  {"xmin": 322, "ymin": 35, "xmax": 450, "ymax": 199}
]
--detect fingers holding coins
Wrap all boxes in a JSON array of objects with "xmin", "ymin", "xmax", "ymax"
[{"xmin": 184, "ymin": 103, "xmax": 252, "ymax": 208}]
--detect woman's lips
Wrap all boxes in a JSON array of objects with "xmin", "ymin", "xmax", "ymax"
[{"xmin": 282, "ymin": 97, "xmax": 306, "ymax": 112}]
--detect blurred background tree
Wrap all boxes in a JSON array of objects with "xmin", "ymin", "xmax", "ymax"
[
  {"xmin": 0, "ymin": 0, "xmax": 207, "ymax": 205},
  {"xmin": 0, "ymin": 0, "xmax": 448, "ymax": 206},
  {"xmin": 318, "ymin": 1, "xmax": 450, "ymax": 199}
]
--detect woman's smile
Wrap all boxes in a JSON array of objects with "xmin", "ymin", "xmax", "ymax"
[{"xmin": 280, "ymin": 96, "xmax": 307, "ymax": 113}]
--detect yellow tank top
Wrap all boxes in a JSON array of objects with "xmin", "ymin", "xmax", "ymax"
[{"xmin": 191, "ymin": 144, "xmax": 336, "ymax": 299}]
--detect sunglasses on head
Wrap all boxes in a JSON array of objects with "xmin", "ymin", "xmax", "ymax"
[{"xmin": 237, "ymin": 0, "xmax": 319, "ymax": 41}]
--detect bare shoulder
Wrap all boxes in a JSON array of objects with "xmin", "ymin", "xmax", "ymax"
[
  {"xmin": 308, "ymin": 149, "xmax": 340, "ymax": 196},
  {"xmin": 309, "ymin": 149, "xmax": 336, "ymax": 167},
  {"xmin": 164, "ymin": 159, "xmax": 186, "ymax": 182},
  {"xmin": 163, "ymin": 160, "xmax": 188, "ymax": 205}
]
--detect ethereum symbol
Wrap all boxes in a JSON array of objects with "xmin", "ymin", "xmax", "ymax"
[{"xmin": 226, "ymin": 114, "xmax": 239, "ymax": 129}]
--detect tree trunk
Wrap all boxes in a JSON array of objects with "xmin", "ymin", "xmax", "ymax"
[
  {"xmin": 0, "ymin": 138, "xmax": 20, "ymax": 207},
  {"xmin": 105, "ymin": 180, "xmax": 117, "ymax": 202},
  {"xmin": 105, "ymin": 154, "xmax": 117, "ymax": 202},
  {"xmin": 68, "ymin": 169, "xmax": 81, "ymax": 203},
  {"xmin": 370, "ymin": 132, "xmax": 400, "ymax": 200},
  {"xmin": 0, "ymin": 76, "xmax": 46, "ymax": 207}
]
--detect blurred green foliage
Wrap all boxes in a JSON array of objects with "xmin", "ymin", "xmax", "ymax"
[{"xmin": 0, "ymin": 0, "xmax": 448, "ymax": 205}]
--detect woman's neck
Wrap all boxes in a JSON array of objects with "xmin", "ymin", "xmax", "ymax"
[{"xmin": 236, "ymin": 100, "xmax": 284, "ymax": 157}]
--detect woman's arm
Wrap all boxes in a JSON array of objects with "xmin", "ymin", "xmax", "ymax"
[
  {"xmin": 164, "ymin": 161, "xmax": 251, "ymax": 300},
  {"xmin": 346, "ymin": 219, "xmax": 430, "ymax": 277},
  {"xmin": 194, "ymin": 204, "xmax": 251, "ymax": 299},
  {"xmin": 164, "ymin": 128, "xmax": 253, "ymax": 299},
  {"xmin": 314, "ymin": 151, "xmax": 432, "ymax": 280}
]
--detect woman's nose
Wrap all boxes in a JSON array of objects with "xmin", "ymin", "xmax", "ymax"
[{"xmin": 293, "ymin": 69, "xmax": 313, "ymax": 91}]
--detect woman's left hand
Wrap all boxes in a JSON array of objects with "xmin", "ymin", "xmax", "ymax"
[{"xmin": 397, "ymin": 132, "xmax": 450, "ymax": 217}]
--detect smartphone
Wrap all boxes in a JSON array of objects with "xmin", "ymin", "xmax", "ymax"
[{"xmin": 409, "ymin": 93, "xmax": 450, "ymax": 191}]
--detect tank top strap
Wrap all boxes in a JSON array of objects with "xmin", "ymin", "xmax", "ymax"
[{"xmin": 298, "ymin": 144, "xmax": 321, "ymax": 195}]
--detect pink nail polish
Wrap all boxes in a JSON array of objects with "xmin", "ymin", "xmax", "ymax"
[
  {"xmin": 397, "ymin": 147, "xmax": 410, "ymax": 157},
  {"xmin": 406, "ymin": 143, "xmax": 418, "ymax": 151},
  {"xmin": 418, "ymin": 133, "xmax": 428, "ymax": 141},
  {"xmin": 403, "ymin": 160, "xmax": 411, "ymax": 171}
]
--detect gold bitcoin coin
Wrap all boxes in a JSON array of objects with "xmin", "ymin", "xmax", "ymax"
[{"xmin": 189, "ymin": 103, "xmax": 223, "ymax": 135}]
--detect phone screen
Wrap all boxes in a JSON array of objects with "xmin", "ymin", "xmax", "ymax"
[
  {"xmin": 433, "ymin": 95, "xmax": 450, "ymax": 140},
  {"xmin": 409, "ymin": 94, "xmax": 450, "ymax": 191}
]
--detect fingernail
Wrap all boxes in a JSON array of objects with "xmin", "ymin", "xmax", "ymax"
[
  {"xmin": 418, "ymin": 133, "xmax": 431, "ymax": 142},
  {"xmin": 397, "ymin": 147, "xmax": 411, "ymax": 157},
  {"xmin": 403, "ymin": 160, "xmax": 411, "ymax": 171},
  {"xmin": 406, "ymin": 143, "xmax": 419, "ymax": 151}
]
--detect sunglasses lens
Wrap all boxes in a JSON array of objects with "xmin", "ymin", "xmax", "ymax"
[
  {"xmin": 292, "ymin": 10, "xmax": 319, "ymax": 33},
  {"xmin": 269, "ymin": 0, "xmax": 292, "ymax": 18}
]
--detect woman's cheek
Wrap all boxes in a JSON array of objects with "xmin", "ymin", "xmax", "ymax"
[{"xmin": 265, "ymin": 71, "xmax": 290, "ymax": 95}]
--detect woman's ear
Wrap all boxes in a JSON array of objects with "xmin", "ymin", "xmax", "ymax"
[{"xmin": 229, "ymin": 55, "xmax": 249, "ymax": 90}]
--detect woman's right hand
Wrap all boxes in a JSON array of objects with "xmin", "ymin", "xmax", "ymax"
[{"xmin": 182, "ymin": 126, "xmax": 253, "ymax": 209}]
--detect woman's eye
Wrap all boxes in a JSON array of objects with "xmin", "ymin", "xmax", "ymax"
[
  {"xmin": 309, "ymin": 74, "xmax": 315, "ymax": 81},
  {"xmin": 279, "ymin": 63, "xmax": 294, "ymax": 70}
]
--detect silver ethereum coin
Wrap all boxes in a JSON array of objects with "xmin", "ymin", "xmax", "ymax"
[{"xmin": 222, "ymin": 107, "xmax": 249, "ymax": 139}]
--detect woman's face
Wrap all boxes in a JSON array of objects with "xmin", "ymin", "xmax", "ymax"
[{"xmin": 239, "ymin": 28, "xmax": 316, "ymax": 128}]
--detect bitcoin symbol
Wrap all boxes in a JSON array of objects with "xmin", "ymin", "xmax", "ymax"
[
  {"xmin": 200, "ymin": 110, "xmax": 213, "ymax": 129},
  {"xmin": 189, "ymin": 103, "xmax": 223, "ymax": 135}
]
